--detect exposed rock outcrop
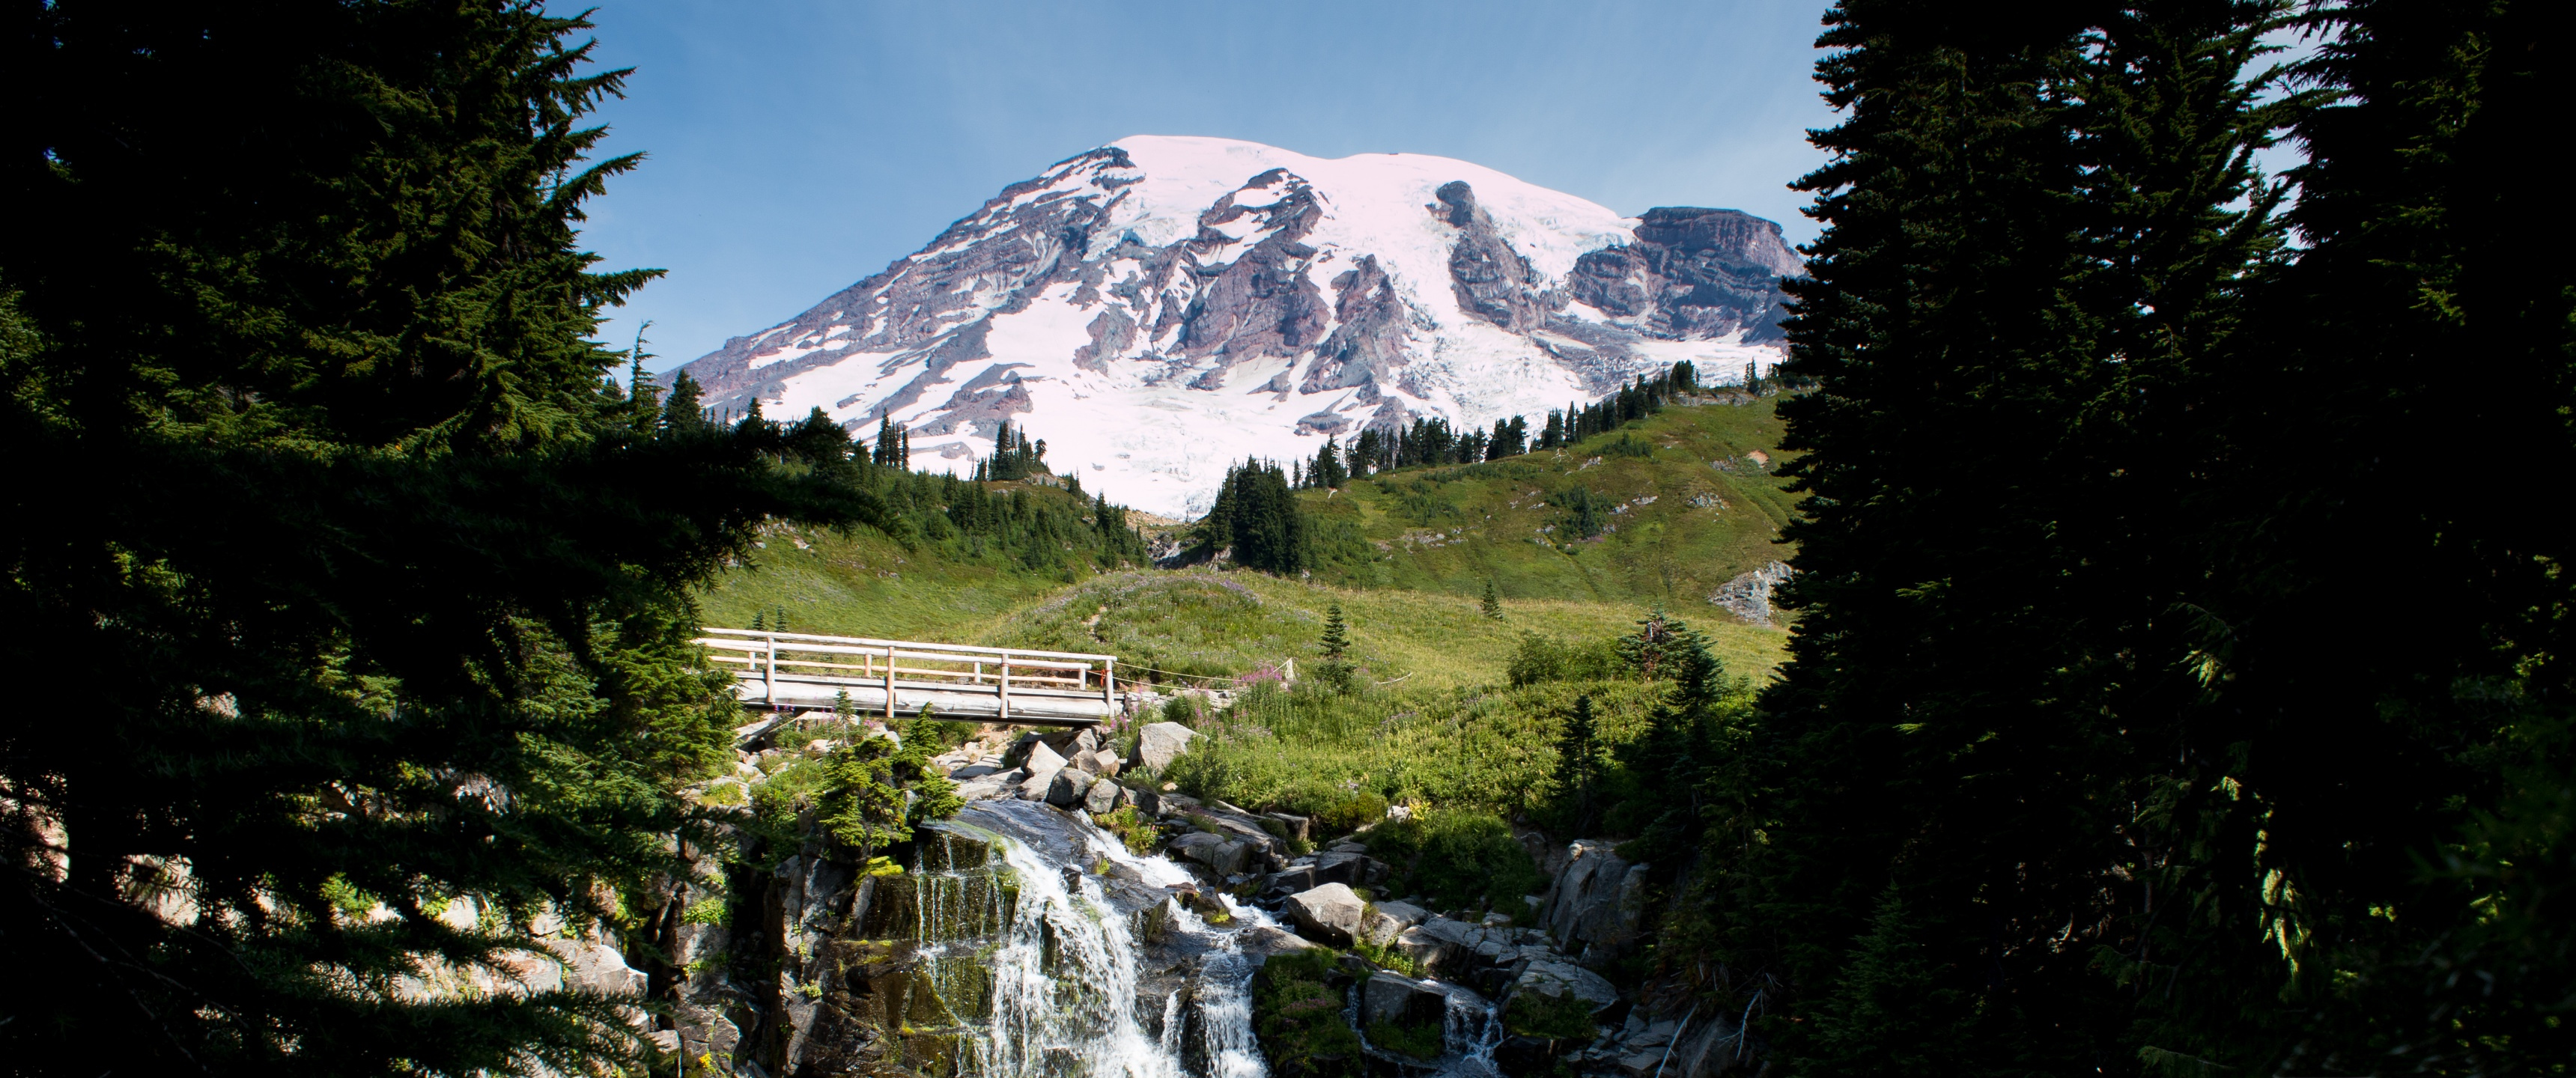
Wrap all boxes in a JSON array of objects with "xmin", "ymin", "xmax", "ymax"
[
  {"xmin": 1569, "ymin": 207, "xmax": 1800, "ymax": 343},
  {"xmin": 1438, "ymin": 181, "xmax": 1555, "ymax": 334},
  {"xmin": 1543, "ymin": 839, "xmax": 1650, "ymax": 968},
  {"xmin": 1708, "ymin": 559, "xmax": 1795, "ymax": 626}
]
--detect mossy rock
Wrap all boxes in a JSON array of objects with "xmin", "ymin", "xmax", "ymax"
[{"xmin": 1251, "ymin": 950, "xmax": 1364, "ymax": 1078}]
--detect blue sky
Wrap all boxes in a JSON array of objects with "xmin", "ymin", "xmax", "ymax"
[{"xmin": 577, "ymin": 1, "xmax": 1841, "ymax": 371}]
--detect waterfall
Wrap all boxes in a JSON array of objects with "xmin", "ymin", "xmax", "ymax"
[
  {"xmin": 979, "ymin": 829, "xmax": 1173, "ymax": 1078},
  {"xmin": 1188, "ymin": 902, "xmax": 1269, "ymax": 1078},
  {"xmin": 1441, "ymin": 987, "xmax": 1506, "ymax": 1077},
  {"xmin": 909, "ymin": 800, "xmax": 1275, "ymax": 1078}
]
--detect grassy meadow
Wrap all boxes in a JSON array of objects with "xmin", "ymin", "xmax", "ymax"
[
  {"xmin": 694, "ymin": 395, "xmax": 1798, "ymax": 850},
  {"xmin": 1301, "ymin": 394, "xmax": 1799, "ymax": 608}
]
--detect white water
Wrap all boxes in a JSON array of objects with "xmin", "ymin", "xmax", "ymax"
[
  {"xmin": 979, "ymin": 832, "xmax": 1176, "ymax": 1078},
  {"xmin": 1441, "ymin": 987, "xmax": 1507, "ymax": 1077},
  {"xmin": 917, "ymin": 802, "xmax": 1276, "ymax": 1078},
  {"xmin": 1191, "ymin": 901, "xmax": 1269, "ymax": 1078}
]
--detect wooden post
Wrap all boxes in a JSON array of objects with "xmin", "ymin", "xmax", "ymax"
[
  {"xmin": 764, "ymin": 635, "xmax": 777, "ymax": 705},
  {"xmin": 998, "ymin": 653, "xmax": 1011, "ymax": 723},
  {"xmin": 1102, "ymin": 658, "xmax": 1115, "ymax": 710},
  {"xmin": 884, "ymin": 644, "xmax": 897, "ymax": 721}
]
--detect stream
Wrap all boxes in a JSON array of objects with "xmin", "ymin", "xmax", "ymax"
[{"xmin": 893, "ymin": 798, "xmax": 1507, "ymax": 1078}]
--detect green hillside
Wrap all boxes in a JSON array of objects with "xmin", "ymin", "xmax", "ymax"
[
  {"xmin": 696, "ymin": 389, "xmax": 1799, "ymax": 688},
  {"xmin": 696, "ymin": 510, "xmax": 1106, "ymax": 644},
  {"xmin": 1300, "ymin": 394, "xmax": 1797, "ymax": 606},
  {"xmin": 985, "ymin": 569, "xmax": 1786, "ymax": 691}
]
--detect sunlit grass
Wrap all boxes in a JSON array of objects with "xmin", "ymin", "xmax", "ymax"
[{"xmin": 980, "ymin": 568, "xmax": 1785, "ymax": 691}]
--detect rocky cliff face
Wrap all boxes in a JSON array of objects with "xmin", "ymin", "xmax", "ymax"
[{"xmin": 672, "ymin": 135, "xmax": 1798, "ymax": 517}]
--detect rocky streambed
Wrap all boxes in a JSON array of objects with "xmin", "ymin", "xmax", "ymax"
[{"xmin": 643, "ymin": 718, "xmax": 1753, "ymax": 1078}]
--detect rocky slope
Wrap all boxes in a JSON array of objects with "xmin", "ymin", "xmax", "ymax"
[{"xmin": 672, "ymin": 135, "xmax": 1799, "ymax": 517}]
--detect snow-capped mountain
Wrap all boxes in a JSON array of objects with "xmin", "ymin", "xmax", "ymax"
[{"xmin": 672, "ymin": 135, "xmax": 1799, "ymax": 517}]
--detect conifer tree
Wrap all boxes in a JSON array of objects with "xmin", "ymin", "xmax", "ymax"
[
  {"xmin": 625, "ymin": 327, "xmax": 663, "ymax": 435},
  {"xmin": 1480, "ymin": 579, "xmax": 1504, "ymax": 620},
  {"xmin": 663, "ymin": 369, "xmax": 708, "ymax": 433},
  {"xmin": 1318, "ymin": 603, "xmax": 1351, "ymax": 661},
  {"xmin": 0, "ymin": 4, "xmax": 875, "ymax": 1070},
  {"xmin": 1704, "ymin": 1, "xmax": 2491, "ymax": 1071},
  {"xmin": 1551, "ymin": 694, "xmax": 1601, "ymax": 833}
]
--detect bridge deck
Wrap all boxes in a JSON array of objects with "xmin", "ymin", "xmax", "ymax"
[{"xmin": 696, "ymin": 628, "xmax": 1115, "ymax": 728}]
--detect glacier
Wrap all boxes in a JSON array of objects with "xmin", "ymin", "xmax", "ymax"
[{"xmin": 670, "ymin": 135, "xmax": 1799, "ymax": 518}]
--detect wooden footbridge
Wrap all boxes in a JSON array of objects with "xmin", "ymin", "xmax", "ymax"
[{"xmin": 695, "ymin": 628, "xmax": 1117, "ymax": 728}]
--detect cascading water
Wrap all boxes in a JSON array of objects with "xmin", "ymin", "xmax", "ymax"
[
  {"xmin": 1439, "ymin": 988, "xmax": 1507, "ymax": 1077},
  {"xmin": 905, "ymin": 799, "xmax": 1279, "ymax": 1078}
]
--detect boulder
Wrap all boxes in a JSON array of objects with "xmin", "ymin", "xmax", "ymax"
[
  {"xmin": 1263, "ymin": 812, "xmax": 1312, "ymax": 842},
  {"xmin": 958, "ymin": 768, "xmax": 1021, "ymax": 801},
  {"xmin": 1072, "ymin": 727, "xmax": 1105, "ymax": 755},
  {"xmin": 1022, "ymin": 740, "xmax": 1068, "ymax": 776},
  {"xmin": 1327, "ymin": 839, "xmax": 1369, "ymax": 854},
  {"xmin": 1509, "ymin": 957, "xmax": 1620, "ymax": 1015},
  {"xmin": 1312, "ymin": 851, "xmax": 1364, "ymax": 886},
  {"xmin": 1223, "ymin": 819, "xmax": 1289, "ymax": 859},
  {"xmin": 1544, "ymin": 839, "xmax": 1649, "ymax": 965},
  {"xmin": 1082, "ymin": 776, "xmax": 1124, "ymax": 814},
  {"xmin": 1239, "ymin": 925, "xmax": 1322, "ymax": 958},
  {"xmin": 1263, "ymin": 863, "xmax": 1318, "ymax": 898},
  {"xmin": 1284, "ymin": 883, "xmax": 1367, "ymax": 946},
  {"xmin": 1397, "ymin": 916, "xmax": 1534, "ymax": 990},
  {"xmin": 1362, "ymin": 973, "xmax": 1450, "ymax": 1028},
  {"xmin": 1361, "ymin": 901, "xmax": 1430, "ymax": 946},
  {"xmin": 1131, "ymin": 722, "xmax": 1197, "ymax": 772},
  {"xmin": 1090, "ymin": 749, "xmax": 1123, "ymax": 776},
  {"xmin": 1312, "ymin": 851, "xmax": 1391, "ymax": 888},
  {"xmin": 1015, "ymin": 742, "xmax": 1069, "ymax": 800},
  {"xmin": 1045, "ymin": 767, "xmax": 1097, "ymax": 808},
  {"xmin": 1170, "ymin": 831, "xmax": 1251, "ymax": 877}
]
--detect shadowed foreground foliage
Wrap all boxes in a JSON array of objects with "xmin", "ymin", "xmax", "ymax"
[{"xmin": 1, "ymin": 4, "xmax": 863, "ymax": 1072}]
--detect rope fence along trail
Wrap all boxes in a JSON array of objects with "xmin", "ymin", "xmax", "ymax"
[{"xmin": 695, "ymin": 628, "xmax": 1118, "ymax": 728}]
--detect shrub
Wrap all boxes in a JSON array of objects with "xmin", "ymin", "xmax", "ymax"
[
  {"xmin": 1159, "ymin": 678, "xmax": 1665, "ymax": 819},
  {"xmin": 1252, "ymin": 950, "xmax": 1362, "ymax": 1078},
  {"xmin": 1316, "ymin": 791, "xmax": 1389, "ymax": 835},
  {"xmin": 1093, "ymin": 804, "xmax": 1158, "ymax": 855},
  {"xmin": 1503, "ymin": 987, "xmax": 1598, "ymax": 1040},
  {"xmin": 1508, "ymin": 633, "xmax": 1626, "ymax": 686},
  {"xmin": 1601, "ymin": 432, "xmax": 1656, "ymax": 459},
  {"xmin": 1367, "ymin": 810, "xmax": 1545, "ymax": 916},
  {"xmin": 1352, "ymin": 938, "xmax": 1420, "ymax": 978},
  {"xmin": 1370, "ymin": 1009, "xmax": 1445, "ymax": 1060}
]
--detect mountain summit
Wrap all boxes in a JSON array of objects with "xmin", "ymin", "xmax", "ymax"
[{"xmin": 673, "ymin": 135, "xmax": 1800, "ymax": 516}]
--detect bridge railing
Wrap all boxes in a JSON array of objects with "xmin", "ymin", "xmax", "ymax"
[{"xmin": 694, "ymin": 627, "xmax": 1117, "ymax": 725}]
